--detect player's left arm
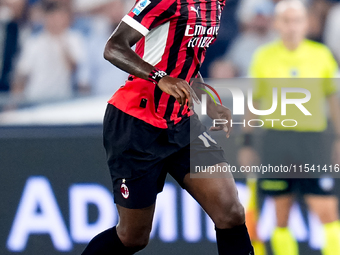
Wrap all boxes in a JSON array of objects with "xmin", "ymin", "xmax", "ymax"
[
  {"xmin": 192, "ymin": 72, "xmax": 232, "ymax": 138},
  {"xmin": 104, "ymin": 22, "xmax": 197, "ymax": 107},
  {"xmin": 328, "ymin": 94, "xmax": 340, "ymax": 164}
]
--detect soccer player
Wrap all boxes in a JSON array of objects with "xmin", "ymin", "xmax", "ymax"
[
  {"xmin": 239, "ymin": 1, "xmax": 340, "ymax": 255},
  {"xmin": 82, "ymin": 0, "xmax": 254, "ymax": 255}
]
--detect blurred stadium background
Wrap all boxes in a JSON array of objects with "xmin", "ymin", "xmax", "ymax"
[{"xmin": 1, "ymin": 0, "xmax": 340, "ymax": 254}]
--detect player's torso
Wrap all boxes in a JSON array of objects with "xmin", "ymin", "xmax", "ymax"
[
  {"xmin": 109, "ymin": 0, "xmax": 225, "ymax": 128},
  {"xmin": 177, "ymin": 0, "xmax": 222, "ymax": 51},
  {"xmin": 136, "ymin": 0, "xmax": 223, "ymax": 80}
]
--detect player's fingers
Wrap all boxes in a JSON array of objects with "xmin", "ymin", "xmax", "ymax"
[
  {"xmin": 172, "ymin": 91, "xmax": 183, "ymax": 105},
  {"xmin": 225, "ymin": 114, "xmax": 232, "ymax": 138},
  {"xmin": 224, "ymin": 125, "xmax": 231, "ymax": 138},
  {"xmin": 178, "ymin": 82, "xmax": 192, "ymax": 108},
  {"xmin": 209, "ymin": 126, "xmax": 223, "ymax": 131},
  {"xmin": 189, "ymin": 81, "xmax": 201, "ymax": 104},
  {"xmin": 173, "ymin": 87, "xmax": 186, "ymax": 106},
  {"xmin": 191, "ymin": 87, "xmax": 200, "ymax": 104}
]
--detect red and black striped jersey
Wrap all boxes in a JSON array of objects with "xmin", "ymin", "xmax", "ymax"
[{"xmin": 108, "ymin": 0, "xmax": 226, "ymax": 128}]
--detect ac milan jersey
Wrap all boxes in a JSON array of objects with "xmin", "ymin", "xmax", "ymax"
[{"xmin": 108, "ymin": 0, "xmax": 226, "ymax": 128}]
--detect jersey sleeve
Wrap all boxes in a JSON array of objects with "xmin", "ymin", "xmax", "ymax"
[
  {"xmin": 218, "ymin": 0, "xmax": 227, "ymax": 11},
  {"xmin": 122, "ymin": 0, "xmax": 176, "ymax": 36}
]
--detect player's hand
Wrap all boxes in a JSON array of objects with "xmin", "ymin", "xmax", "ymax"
[
  {"xmin": 158, "ymin": 76, "xmax": 200, "ymax": 108},
  {"xmin": 238, "ymin": 147, "xmax": 260, "ymax": 167},
  {"xmin": 207, "ymin": 104, "xmax": 232, "ymax": 138}
]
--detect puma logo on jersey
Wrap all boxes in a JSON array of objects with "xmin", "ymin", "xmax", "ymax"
[{"xmin": 190, "ymin": 6, "xmax": 200, "ymax": 17}]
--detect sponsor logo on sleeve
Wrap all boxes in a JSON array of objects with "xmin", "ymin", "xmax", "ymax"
[{"xmin": 132, "ymin": 0, "xmax": 151, "ymax": 16}]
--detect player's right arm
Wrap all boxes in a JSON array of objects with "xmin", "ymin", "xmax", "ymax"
[{"xmin": 104, "ymin": 22, "xmax": 193, "ymax": 107}]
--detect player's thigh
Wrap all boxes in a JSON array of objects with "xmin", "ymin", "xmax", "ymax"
[
  {"xmin": 305, "ymin": 195, "xmax": 339, "ymax": 223},
  {"xmin": 183, "ymin": 163, "xmax": 245, "ymax": 229},
  {"xmin": 116, "ymin": 204, "xmax": 155, "ymax": 247}
]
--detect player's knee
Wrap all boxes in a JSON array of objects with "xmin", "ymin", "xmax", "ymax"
[
  {"xmin": 120, "ymin": 234, "xmax": 149, "ymax": 251},
  {"xmin": 213, "ymin": 201, "xmax": 245, "ymax": 229},
  {"xmin": 118, "ymin": 227, "xmax": 150, "ymax": 251}
]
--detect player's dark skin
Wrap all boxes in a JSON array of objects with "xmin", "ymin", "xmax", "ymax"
[{"xmin": 104, "ymin": 21, "xmax": 243, "ymax": 249}]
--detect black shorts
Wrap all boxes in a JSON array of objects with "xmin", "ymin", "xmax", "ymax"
[
  {"xmin": 259, "ymin": 130, "xmax": 335, "ymax": 196},
  {"xmin": 103, "ymin": 104, "xmax": 227, "ymax": 209}
]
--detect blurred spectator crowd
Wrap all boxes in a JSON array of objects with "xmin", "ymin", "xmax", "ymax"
[
  {"xmin": 0, "ymin": 0, "xmax": 133, "ymax": 110},
  {"xmin": 0, "ymin": 0, "xmax": 340, "ymax": 111}
]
